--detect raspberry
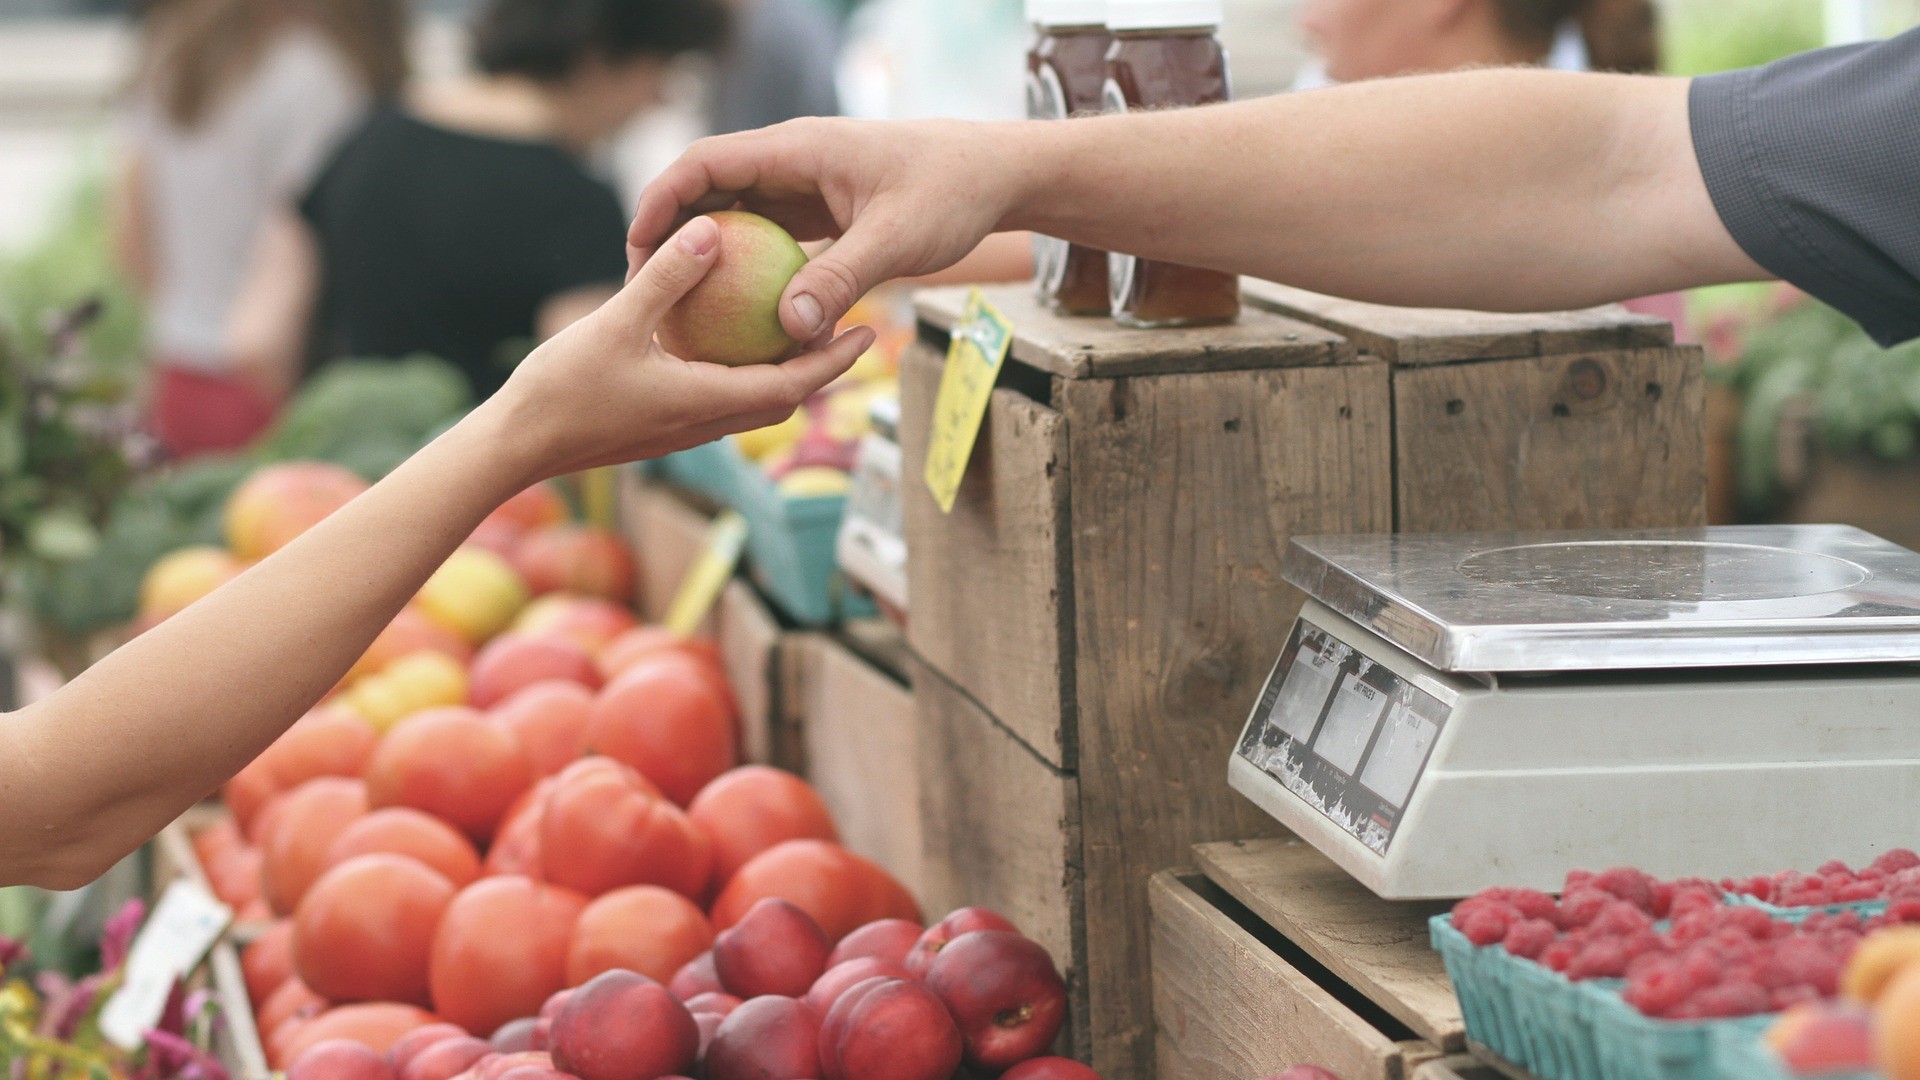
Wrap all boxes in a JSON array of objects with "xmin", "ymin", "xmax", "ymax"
[
  {"xmin": 1507, "ymin": 889, "xmax": 1558, "ymax": 923},
  {"xmin": 1880, "ymin": 900, "xmax": 1920, "ymax": 927},
  {"xmin": 1668, "ymin": 887, "xmax": 1721, "ymax": 920},
  {"xmin": 1595, "ymin": 867, "xmax": 1657, "ymax": 913},
  {"xmin": 1590, "ymin": 902, "xmax": 1654, "ymax": 939},
  {"xmin": 1459, "ymin": 908, "xmax": 1513, "ymax": 947},
  {"xmin": 1620, "ymin": 930, "xmax": 1665, "ymax": 962},
  {"xmin": 1539, "ymin": 940, "xmax": 1579, "ymax": 973},
  {"xmin": 1724, "ymin": 907, "xmax": 1779, "ymax": 940},
  {"xmin": 1824, "ymin": 872, "xmax": 1857, "ymax": 892},
  {"xmin": 1567, "ymin": 940, "xmax": 1630, "ymax": 981},
  {"xmin": 1818, "ymin": 860, "xmax": 1854, "ymax": 878},
  {"xmin": 1837, "ymin": 880, "xmax": 1885, "ymax": 902},
  {"xmin": 1874, "ymin": 849, "xmax": 1920, "ymax": 875},
  {"xmin": 1557, "ymin": 888, "xmax": 1614, "ymax": 930},
  {"xmin": 1563, "ymin": 869, "xmax": 1596, "ymax": 894},
  {"xmin": 1623, "ymin": 963, "xmax": 1693, "ymax": 1017},
  {"xmin": 1759, "ymin": 938, "xmax": 1842, "ymax": 995},
  {"xmin": 1500, "ymin": 918, "xmax": 1559, "ymax": 960},
  {"xmin": 1684, "ymin": 981, "xmax": 1771, "ymax": 1019}
]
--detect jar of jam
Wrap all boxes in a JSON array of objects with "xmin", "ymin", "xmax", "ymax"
[
  {"xmin": 1102, "ymin": 0, "xmax": 1240, "ymax": 328},
  {"xmin": 1027, "ymin": 0, "xmax": 1113, "ymax": 316}
]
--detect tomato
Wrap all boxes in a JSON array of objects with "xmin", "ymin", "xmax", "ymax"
[
  {"xmin": 275, "ymin": 1003, "xmax": 439, "ymax": 1066},
  {"xmin": 711, "ymin": 840, "xmax": 921, "ymax": 941},
  {"xmin": 263, "ymin": 707, "xmax": 378, "ymax": 789},
  {"xmin": 469, "ymin": 635, "xmax": 599, "ymax": 710},
  {"xmin": 487, "ymin": 484, "xmax": 568, "ymax": 533},
  {"xmin": 261, "ymin": 778, "xmax": 369, "ymax": 915},
  {"xmin": 365, "ymin": 707, "xmax": 531, "ymax": 843},
  {"xmin": 566, "ymin": 885, "xmax": 714, "ymax": 986},
  {"xmin": 586, "ymin": 657, "xmax": 736, "ymax": 806},
  {"xmin": 513, "ymin": 595, "xmax": 637, "ymax": 655},
  {"xmin": 295, "ymin": 854, "xmax": 456, "ymax": 1005},
  {"xmin": 258, "ymin": 975, "xmax": 329, "ymax": 1043},
  {"xmin": 430, "ymin": 876, "xmax": 587, "ymax": 1036},
  {"xmin": 510, "ymin": 525, "xmax": 634, "ymax": 602},
  {"xmin": 539, "ymin": 758, "xmax": 711, "ymax": 899},
  {"xmin": 489, "ymin": 682, "xmax": 594, "ymax": 779},
  {"xmin": 226, "ymin": 756, "xmax": 282, "ymax": 838},
  {"xmin": 242, "ymin": 920, "xmax": 296, "ymax": 1007},
  {"xmin": 348, "ymin": 606, "xmax": 476, "ymax": 685},
  {"xmin": 595, "ymin": 631, "xmax": 731, "ymax": 707},
  {"xmin": 328, "ymin": 808, "xmax": 482, "ymax": 888},
  {"xmin": 207, "ymin": 845, "xmax": 265, "ymax": 910},
  {"xmin": 687, "ymin": 766, "xmax": 840, "ymax": 886},
  {"xmin": 192, "ymin": 818, "xmax": 245, "ymax": 870},
  {"xmin": 484, "ymin": 779, "xmax": 552, "ymax": 879}
]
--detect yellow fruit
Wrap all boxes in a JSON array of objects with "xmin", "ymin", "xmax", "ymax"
[
  {"xmin": 346, "ymin": 651, "xmax": 469, "ymax": 733},
  {"xmin": 778, "ymin": 467, "xmax": 852, "ymax": 499},
  {"xmin": 842, "ymin": 346, "xmax": 896, "ymax": 386},
  {"xmin": 822, "ymin": 384, "xmax": 884, "ymax": 443},
  {"xmin": 735, "ymin": 411, "xmax": 809, "ymax": 462},
  {"xmin": 1847, "ymin": 927, "xmax": 1920, "ymax": 1004},
  {"xmin": 138, "ymin": 547, "xmax": 244, "ymax": 623},
  {"xmin": 1875, "ymin": 962, "xmax": 1920, "ymax": 1080},
  {"xmin": 418, "ymin": 547, "xmax": 529, "ymax": 644}
]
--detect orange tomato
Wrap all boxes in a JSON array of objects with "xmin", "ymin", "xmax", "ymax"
[
  {"xmin": 260, "ymin": 778, "xmax": 368, "ymax": 915},
  {"xmin": 430, "ymin": 876, "xmax": 587, "ymax": 1036},
  {"xmin": 469, "ymin": 634, "xmax": 599, "ymax": 709},
  {"xmin": 587, "ymin": 657, "xmax": 737, "ymax": 806},
  {"xmin": 510, "ymin": 525, "xmax": 635, "ymax": 602},
  {"xmin": 483, "ymin": 780, "xmax": 550, "ymax": 879},
  {"xmin": 565, "ymin": 885, "xmax": 714, "ymax": 986},
  {"xmin": 595, "ymin": 631, "xmax": 730, "ymax": 704},
  {"xmin": 262, "ymin": 707, "xmax": 378, "ymax": 789},
  {"xmin": 274, "ymin": 1003, "xmax": 438, "ymax": 1065},
  {"xmin": 513, "ymin": 595, "xmax": 637, "ymax": 655},
  {"xmin": 242, "ymin": 920, "xmax": 296, "ymax": 1007},
  {"xmin": 489, "ymin": 681, "xmax": 594, "ymax": 779},
  {"xmin": 225, "ymin": 756, "xmax": 282, "ymax": 838},
  {"xmin": 327, "ymin": 808, "xmax": 482, "ymax": 888},
  {"xmin": 365, "ymin": 707, "xmax": 531, "ymax": 843},
  {"xmin": 711, "ymin": 840, "xmax": 921, "ymax": 941},
  {"xmin": 488, "ymin": 484, "xmax": 569, "ymax": 533},
  {"xmin": 295, "ymin": 854, "xmax": 455, "ymax": 1006},
  {"xmin": 192, "ymin": 818, "xmax": 245, "ymax": 871},
  {"xmin": 207, "ymin": 845, "xmax": 265, "ymax": 910},
  {"xmin": 687, "ymin": 766, "xmax": 840, "ymax": 886},
  {"xmin": 539, "ymin": 758, "xmax": 712, "ymax": 899},
  {"xmin": 257, "ymin": 975, "xmax": 328, "ymax": 1044}
]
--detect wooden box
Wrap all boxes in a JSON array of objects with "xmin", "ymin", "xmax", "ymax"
[
  {"xmin": 898, "ymin": 285, "xmax": 1704, "ymax": 1080},
  {"xmin": 154, "ymin": 810, "xmax": 271, "ymax": 1079}
]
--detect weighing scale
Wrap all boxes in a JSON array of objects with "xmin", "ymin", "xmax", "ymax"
[{"xmin": 1228, "ymin": 524, "xmax": 1920, "ymax": 900}]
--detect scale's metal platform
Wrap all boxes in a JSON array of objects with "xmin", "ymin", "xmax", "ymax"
[
  {"xmin": 1284, "ymin": 524, "xmax": 1920, "ymax": 673},
  {"xmin": 1230, "ymin": 524, "xmax": 1920, "ymax": 899}
]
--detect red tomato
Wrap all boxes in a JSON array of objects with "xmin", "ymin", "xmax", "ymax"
[
  {"xmin": 484, "ymin": 779, "xmax": 553, "ymax": 879},
  {"xmin": 275, "ymin": 1003, "xmax": 439, "ymax": 1067},
  {"xmin": 539, "ymin": 758, "xmax": 711, "ymax": 899},
  {"xmin": 226, "ymin": 756, "xmax": 282, "ymax": 838},
  {"xmin": 242, "ymin": 920, "xmax": 297, "ymax": 1007},
  {"xmin": 207, "ymin": 845, "xmax": 266, "ymax": 911},
  {"xmin": 711, "ymin": 840, "xmax": 921, "ymax": 941},
  {"xmin": 469, "ymin": 634, "xmax": 599, "ymax": 709},
  {"xmin": 258, "ymin": 975, "xmax": 329, "ymax": 1044},
  {"xmin": 510, "ymin": 525, "xmax": 634, "ymax": 602},
  {"xmin": 263, "ymin": 707, "xmax": 378, "ymax": 788},
  {"xmin": 328, "ymin": 808, "xmax": 482, "ymax": 888},
  {"xmin": 586, "ymin": 658, "xmax": 736, "ymax": 806},
  {"xmin": 365, "ymin": 708, "xmax": 531, "ymax": 843},
  {"xmin": 594, "ymin": 631, "xmax": 731, "ymax": 707},
  {"xmin": 489, "ymin": 682, "xmax": 594, "ymax": 779},
  {"xmin": 687, "ymin": 766, "xmax": 840, "ymax": 886},
  {"xmin": 487, "ymin": 484, "xmax": 568, "ymax": 533},
  {"xmin": 261, "ymin": 778, "xmax": 369, "ymax": 915},
  {"xmin": 430, "ymin": 876, "xmax": 587, "ymax": 1036},
  {"xmin": 565, "ymin": 885, "xmax": 714, "ymax": 986},
  {"xmin": 295, "ymin": 854, "xmax": 456, "ymax": 1006}
]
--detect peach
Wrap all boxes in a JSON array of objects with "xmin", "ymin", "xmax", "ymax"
[
  {"xmin": 419, "ymin": 548, "xmax": 529, "ymax": 644},
  {"xmin": 470, "ymin": 634, "xmax": 598, "ymax": 708},
  {"xmin": 487, "ymin": 485, "xmax": 569, "ymax": 533},
  {"xmin": 672, "ymin": 952, "xmax": 724, "ymax": 1000},
  {"xmin": 1769, "ymin": 1004, "xmax": 1873, "ymax": 1075},
  {"xmin": 904, "ymin": 909, "xmax": 1018, "ymax": 979},
  {"xmin": 657, "ymin": 211, "xmax": 808, "ymax": 368},
  {"xmin": 290, "ymin": 1040, "xmax": 397, "ymax": 1080},
  {"xmin": 714, "ymin": 899, "xmax": 831, "ymax": 999},
  {"xmin": 1877, "ymin": 963, "xmax": 1920, "ymax": 1080},
  {"xmin": 807, "ymin": 958, "xmax": 913, "ymax": 1018},
  {"xmin": 826, "ymin": 920, "xmax": 923, "ymax": 970},
  {"xmin": 1845, "ymin": 927, "xmax": 1920, "ymax": 1003},
  {"xmin": 704, "ymin": 995, "xmax": 823, "ymax": 1080},
  {"xmin": 138, "ymin": 546, "xmax": 243, "ymax": 624},
  {"xmin": 403, "ymin": 1038, "xmax": 493, "ymax": 1080},
  {"xmin": 476, "ymin": 1054, "xmax": 554, "ymax": 1080},
  {"xmin": 387, "ymin": 1025, "xmax": 469, "ymax": 1072},
  {"xmin": 550, "ymin": 970, "xmax": 699, "ymax": 1080},
  {"xmin": 820, "ymin": 977, "xmax": 961, "ymax": 1080},
  {"xmin": 925, "ymin": 931, "xmax": 1066, "ymax": 1070},
  {"xmin": 512, "ymin": 526, "xmax": 635, "ymax": 603},
  {"xmin": 261, "ymin": 778, "xmax": 368, "ymax": 915},
  {"xmin": 684, "ymin": 992, "xmax": 742, "ymax": 1017},
  {"xmin": 225, "ymin": 462, "xmax": 369, "ymax": 561},
  {"xmin": 1003, "ymin": 1059, "xmax": 1102, "ymax": 1080}
]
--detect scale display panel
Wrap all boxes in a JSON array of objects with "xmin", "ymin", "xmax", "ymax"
[{"xmin": 1236, "ymin": 619, "xmax": 1452, "ymax": 856}]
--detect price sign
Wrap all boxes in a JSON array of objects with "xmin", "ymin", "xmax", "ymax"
[
  {"xmin": 923, "ymin": 289, "xmax": 1014, "ymax": 514},
  {"xmin": 664, "ymin": 510, "xmax": 748, "ymax": 638},
  {"xmin": 100, "ymin": 881, "xmax": 231, "ymax": 1049}
]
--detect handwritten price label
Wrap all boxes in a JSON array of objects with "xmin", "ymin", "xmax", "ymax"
[{"xmin": 923, "ymin": 290, "xmax": 1014, "ymax": 514}]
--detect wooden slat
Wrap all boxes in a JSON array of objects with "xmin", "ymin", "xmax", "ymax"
[
  {"xmin": 901, "ymin": 340, "xmax": 1074, "ymax": 768},
  {"xmin": 795, "ymin": 634, "xmax": 924, "ymax": 897},
  {"xmin": 1393, "ymin": 347, "xmax": 1708, "ymax": 532},
  {"xmin": 1193, "ymin": 839, "xmax": 1463, "ymax": 1052},
  {"xmin": 1151, "ymin": 871, "xmax": 1436, "ymax": 1080},
  {"xmin": 714, "ymin": 579, "xmax": 783, "ymax": 766},
  {"xmin": 1243, "ymin": 280, "xmax": 1673, "ymax": 366},
  {"xmin": 1062, "ymin": 361, "xmax": 1395, "ymax": 1080},
  {"xmin": 913, "ymin": 285, "xmax": 1355, "ymax": 379},
  {"xmin": 910, "ymin": 655, "xmax": 1085, "ymax": 1056},
  {"xmin": 1415, "ymin": 1056, "xmax": 1514, "ymax": 1080}
]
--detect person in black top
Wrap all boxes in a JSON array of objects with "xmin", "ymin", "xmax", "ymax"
[{"xmin": 229, "ymin": 0, "xmax": 728, "ymax": 401}]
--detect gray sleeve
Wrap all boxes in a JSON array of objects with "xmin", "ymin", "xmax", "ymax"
[{"xmin": 1690, "ymin": 27, "xmax": 1920, "ymax": 346}]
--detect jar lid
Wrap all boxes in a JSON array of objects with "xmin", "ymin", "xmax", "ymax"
[
  {"xmin": 1104, "ymin": 0, "xmax": 1222, "ymax": 29},
  {"xmin": 1027, "ymin": 0, "xmax": 1105, "ymax": 25}
]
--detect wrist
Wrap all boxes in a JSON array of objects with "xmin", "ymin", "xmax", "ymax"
[
  {"xmin": 444, "ymin": 391, "xmax": 552, "ymax": 498},
  {"xmin": 996, "ymin": 118, "xmax": 1082, "ymax": 235}
]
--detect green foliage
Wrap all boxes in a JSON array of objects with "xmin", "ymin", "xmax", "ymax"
[
  {"xmin": 260, "ymin": 357, "xmax": 471, "ymax": 479},
  {"xmin": 1662, "ymin": 0, "xmax": 1823, "ymax": 76},
  {"xmin": 0, "ymin": 167, "xmax": 144, "ymax": 377}
]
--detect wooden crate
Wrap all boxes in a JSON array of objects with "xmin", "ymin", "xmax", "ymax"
[
  {"xmin": 1151, "ymin": 839, "xmax": 1473, "ymax": 1080},
  {"xmin": 780, "ymin": 628, "xmax": 924, "ymax": 897},
  {"xmin": 154, "ymin": 811, "xmax": 271, "ymax": 1080},
  {"xmin": 899, "ymin": 284, "xmax": 1702, "ymax": 1080}
]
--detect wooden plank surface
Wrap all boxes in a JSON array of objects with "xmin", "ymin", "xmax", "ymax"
[
  {"xmin": 1416, "ymin": 1057, "xmax": 1513, "ymax": 1080},
  {"xmin": 1194, "ymin": 839, "xmax": 1463, "ymax": 1052},
  {"xmin": 1243, "ymin": 280, "xmax": 1673, "ymax": 367},
  {"xmin": 911, "ymin": 655, "xmax": 1085, "ymax": 1056},
  {"xmin": 914, "ymin": 285, "xmax": 1355, "ymax": 379},
  {"xmin": 714, "ymin": 579, "xmax": 783, "ymax": 766},
  {"xmin": 795, "ymin": 634, "xmax": 924, "ymax": 897},
  {"xmin": 901, "ymin": 340, "xmax": 1074, "ymax": 768},
  {"xmin": 1151, "ymin": 871, "xmax": 1439, "ymax": 1080},
  {"xmin": 1062, "ymin": 362, "xmax": 1395, "ymax": 1080},
  {"xmin": 1393, "ymin": 347, "xmax": 1708, "ymax": 531}
]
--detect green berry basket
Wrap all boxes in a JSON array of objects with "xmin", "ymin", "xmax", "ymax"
[
  {"xmin": 1583, "ymin": 985, "xmax": 1788, "ymax": 1080},
  {"xmin": 1724, "ymin": 894, "xmax": 1891, "ymax": 921},
  {"xmin": 1708, "ymin": 1018, "xmax": 1881, "ymax": 1080},
  {"xmin": 1432, "ymin": 915, "xmax": 1609, "ymax": 1080}
]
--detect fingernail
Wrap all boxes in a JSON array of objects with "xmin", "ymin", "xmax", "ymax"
[
  {"xmin": 847, "ymin": 326, "xmax": 877, "ymax": 353},
  {"xmin": 791, "ymin": 293, "xmax": 825, "ymax": 337},
  {"xmin": 677, "ymin": 216, "xmax": 719, "ymax": 255}
]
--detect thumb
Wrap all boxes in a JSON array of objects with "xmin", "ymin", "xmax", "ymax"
[
  {"xmin": 611, "ymin": 216, "xmax": 722, "ymax": 325},
  {"xmin": 779, "ymin": 225, "xmax": 897, "ymax": 341}
]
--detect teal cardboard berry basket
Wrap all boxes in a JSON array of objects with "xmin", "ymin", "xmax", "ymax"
[
  {"xmin": 1724, "ymin": 893, "xmax": 1890, "ymax": 921},
  {"xmin": 1581, "ymin": 984, "xmax": 1780, "ymax": 1080},
  {"xmin": 1432, "ymin": 915, "xmax": 1609, "ymax": 1080},
  {"xmin": 1709, "ymin": 1018, "xmax": 1880, "ymax": 1080}
]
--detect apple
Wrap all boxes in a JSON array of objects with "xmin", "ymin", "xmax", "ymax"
[
  {"xmin": 828, "ymin": 920, "xmax": 924, "ymax": 969},
  {"xmin": 1001, "ymin": 1058, "xmax": 1102, "ymax": 1080},
  {"xmin": 658, "ymin": 211, "xmax": 809, "ymax": 367},
  {"xmin": 672, "ymin": 951, "xmax": 725, "ymax": 1000},
  {"xmin": 924, "ymin": 931, "xmax": 1067, "ymax": 1069},
  {"xmin": 685, "ymin": 992, "xmax": 744, "ymax": 1017},
  {"xmin": 821, "ymin": 977, "xmax": 962, "ymax": 1080},
  {"xmin": 714, "ymin": 898, "xmax": 832, "ymax": 999},
  {"xmin": 704, "ymin": 996, "xmax": 823, "ymax": 1080},
  {"xmin": 291, "ymin": 1040, "xmax": 398, "ymax": 1080},
  {"xmin": 551, "ymin": 970, "xmax": 698, "ymax": 1080},
  {"xmin": 387, "ymin": 1024, "xmax": 469, "ymax": 1073},
  {"xmin": 904, "ymin": 909, "xmax": 1019, "ymax": 978},
  {"xmin": 808, "ymin": 957, "xmax": 915, "ymax": 1018}
]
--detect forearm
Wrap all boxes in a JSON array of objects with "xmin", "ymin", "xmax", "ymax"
[
  {"xmin": 2, "ymin": 399, "xmax": 537, "ymax": 887},
  {"xmin": 1001, "ymin": 69, "xmax": 1762, "ymax": 311}
]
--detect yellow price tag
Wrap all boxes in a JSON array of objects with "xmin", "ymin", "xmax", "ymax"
[
  {"xmin": 664, "ymin": 510, "xmax": 748, "ymax": 638},
  {"xmin": 924, "ymin": 289, "xmax": 1014, "ymax": 514}
]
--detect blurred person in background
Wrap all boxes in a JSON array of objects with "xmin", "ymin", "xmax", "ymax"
[
  {"xmin": 228, "ymin": 0, "xmax": 729, "ymax": 403},
  {"xmin": 114, "ymin": 0, "xmax": 408, "ymax": 459},
  {"xmin": 707, "ymin": 0, "xmax": 842, "ymax": 135}
]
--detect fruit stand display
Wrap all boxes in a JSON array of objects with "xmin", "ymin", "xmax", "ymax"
[{"xmin": 897, "ymin": 284, "xmax": 1705, "ymax": 1080}]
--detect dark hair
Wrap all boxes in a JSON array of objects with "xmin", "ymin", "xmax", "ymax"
[
  {"xmin": 1490, "ymin": 0, "xmax": 1659, "ymax": 74},
  {"xmin": 472, "ymin": 0, "xmax": 730, "ymax": 81}
]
